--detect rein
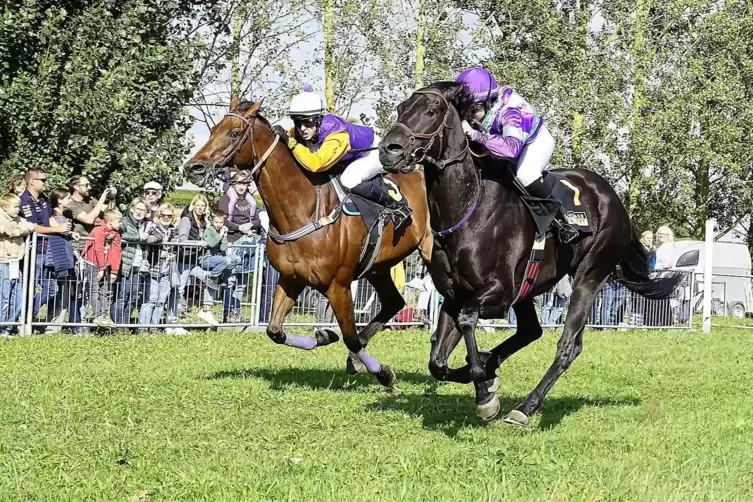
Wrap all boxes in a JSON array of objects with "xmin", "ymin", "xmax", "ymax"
[{"xmin": 221, "ymin": 111, "xmax": 343, "ymax": 243}]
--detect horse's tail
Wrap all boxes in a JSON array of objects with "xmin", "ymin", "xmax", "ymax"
[{"xmin": 614, "ymin": 225, "xmax": 683, "ymax": 300}]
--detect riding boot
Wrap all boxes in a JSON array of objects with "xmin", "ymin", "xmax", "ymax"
[
  {"xmin": 525, "ymin": 175, "xmax": 557, "ymax": 200},
  {"xmin": 349, "ymin": 183, "xmax": 413, "ymax": 230},
  {"xmin": 525, "ymin": 175, "xmax": 579, "ymax": 243}
]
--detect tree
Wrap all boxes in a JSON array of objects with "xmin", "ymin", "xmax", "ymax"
[
  {"xmin": 190, "ymin": 0, "xmax": 317, "ymax": 130},
  {"xmin": 0, "ymin": 0, "xmax": 226, "ymax": 200}
]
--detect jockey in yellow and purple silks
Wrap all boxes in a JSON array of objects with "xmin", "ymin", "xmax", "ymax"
[
  {"xmin": 271, "ymin": 85, "xmax": 412, "ymax": 230},
  {"xmin": 456, "ymin": 67, "xmax": 559, "ymax": 203}
]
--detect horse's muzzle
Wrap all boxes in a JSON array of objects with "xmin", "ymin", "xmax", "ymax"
[{"xmin": 183, "ymin": 162, "xmax": 209, "ymax": 185}]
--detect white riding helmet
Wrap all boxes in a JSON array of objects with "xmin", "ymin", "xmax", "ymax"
[{"xmin": 289, "ymin": 84, "xmax": 325, "ymax": 119}]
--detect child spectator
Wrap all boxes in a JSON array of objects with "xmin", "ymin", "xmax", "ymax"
[
  {"xmin": 202, "ymin": 209, "xmax": 241, "ymax": 284},
  {"xmin": 82, "ymin": 209, "xmax": 123, "ymax": 327},
  {"xmin": 6, "ymin": 175, "xmax": 26, "ymax": 196},
  {"xmin": 0, "ymin": 193, "xmax": 36, "ymax": 336},
  {"xmin": 45, "ymin": 188, "xmax": 81, "ymax": 332}
]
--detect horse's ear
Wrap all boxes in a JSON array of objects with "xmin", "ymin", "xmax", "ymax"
[
  {"xmin": 230, "ymin": 96, "xmax": 240, "ymax": 111},
  {"xmin": 443, "ymin": 82, "xmax": 464, "ymax": 102},
  {"xmin": 249, "ymin": 99, "xmax": 263, "ymax": 116}
]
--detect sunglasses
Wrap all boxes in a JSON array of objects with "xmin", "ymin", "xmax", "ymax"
[
  {"xmin": 145, "ymin": 190, "xmax": 161, "ymax": 196},
  {"xmin": 34, "ymin": 178, "xmax": 48, "ymax": 183},
  {"xmin": 294, "ymin": 119, "xmax": 318, "ymax": 129},
  {"xmin": 160, "ymin": 214, "xmax": 174, "ymax": 219}
]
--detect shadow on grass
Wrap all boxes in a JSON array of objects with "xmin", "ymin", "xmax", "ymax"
[
  {"xmin": 206, "ymin": 366, "xmax": 435, "ymax": 392},
  {"xmin": 206, "ymin": 366, "xmax": 639, "ymax": 436},
  {"xmin": 365, "ymin": 390, "xmax": 641, "ymax": 437}
]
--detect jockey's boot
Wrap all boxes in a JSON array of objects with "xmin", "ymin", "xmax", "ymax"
[
  {"xmin": 350, "ymin": 183, "xmax": 413, "ymax": 231},
  {"xmin": 526, "ymin": 175, "xmax": 579, "ymax": 243}
]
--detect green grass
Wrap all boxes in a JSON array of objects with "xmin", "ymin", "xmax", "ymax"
[{"xmin": 1, "ymin": 328, "xmax": 752, "ymax": 501}]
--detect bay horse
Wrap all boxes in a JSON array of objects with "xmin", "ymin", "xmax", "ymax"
[
  {"xmin": 378, "ymin": 82, "xmax": 681, "ymax": 424},
  {"xmin": 185, "ymin": 98, "xmax": 433, "ymax": 387}
]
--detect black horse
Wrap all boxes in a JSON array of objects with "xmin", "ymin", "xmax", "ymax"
[{"xmin": 378, "ymin": 82, "xmax": 681, "ymax": 425}]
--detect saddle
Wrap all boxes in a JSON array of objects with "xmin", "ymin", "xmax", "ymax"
[
  {"xmin": 511, "ymin": 172, "xmax": 593, "ymax": 304},
  {"xmin": 330, "ymin": 174, "xmax": 405, "ymax": 278},
  {"xmin": 514, "ymin": 171, "xmax": 593, "ymax": 244}
]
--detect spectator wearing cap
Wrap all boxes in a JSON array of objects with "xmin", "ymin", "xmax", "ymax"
[{"xmin": 143, "ymin": 182, "xmax": 164, "ymax": 220}]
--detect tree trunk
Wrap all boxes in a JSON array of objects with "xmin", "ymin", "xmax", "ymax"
[
  {"xmin": 415, "ymin": 0, "xmax": 426, "ymax": 88},
  {"xmin": 230, "ymin": 5, "xmax": 246, "ymax": 99},
  {"xmin": 627, "ymin": 0, "xmax": 651, "ymax": 215},
  {"xmin": 324, "ymin": 0, "xmax": 336, "ymax": 111}
]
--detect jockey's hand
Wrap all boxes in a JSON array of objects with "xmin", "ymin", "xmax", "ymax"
[
  {"xmin": 272, "ymin": 125, "xmax": 289, "ymax": 144},
  {"xmin": 461, "ymin": 120, "xmax": 475, "ymax": 138}
]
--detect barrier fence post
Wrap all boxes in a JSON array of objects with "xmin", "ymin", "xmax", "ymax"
[
  {"xmin": 17, "ymin": 235, "xmax": 32, "ymax": 335},
  {"xmin": 22, "ymin": 233, "xmax": 38, "ymax": 335},
  {"xmin": 251, "ymin": 243, "xmax": 264, "ymax": 327},
  {"xmin": 702, "ymin": 219, "xmax": 715, "ymax": 333}
]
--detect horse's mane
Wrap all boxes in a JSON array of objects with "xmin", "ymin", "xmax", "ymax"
[
  {"xmin": 423, "ymin": 81, "xmax": 477, "ymax": 121},
  {"xmin": 237, "ymin": 100, "xmax": 273, "ymax": 128}
]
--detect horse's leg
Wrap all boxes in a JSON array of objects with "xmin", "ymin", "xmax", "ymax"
[
  {"xmin": 344, "ymin": 270, "xmax": 406, "ymax": 375},
  {"xmin": 266, "ymin": 278, "xmax": 339, "ymax": 350},
  {"xmin": 482, "ymin": 299, "xmax": 544, "ymax": 380},
  {"xmin": 328, "ymin": 282, "xmax": 396, "ymax": 388},
  {"xmin": 504, "ymin": 270, "xmax": 608, "ymax": 426},
  {"xmin": 428, "ymin": 305, "xmax": 463, "ymax": 380},
  {"xmin": 428, "ymin": 305, "xmax": 500, "ymax": 393},
  {"xmin": 455, "ymin": 297, "xmax": 501, "ymax": 421}
]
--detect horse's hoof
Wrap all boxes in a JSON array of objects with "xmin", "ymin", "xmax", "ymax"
[
  {"xmin": 485, "ymin": 376, "xmax": 501, "ymax": 394},
  {"xmin": 503, "ymin": 409, "xmax": 530, "ymax": 427},
  {"xmin": 346, "ymin": 353, "xmax": 364, "ymax": 375},
  {"xmin": 376, "ymin": 365, "xmax": 397, "ymax": 389},
  {"xmin": 314, "ymin": 329, "xmax": 339, "ymax": 347},
  {"xmin": 476, "ymin": 395, "xmax": 501, "ymax": 421}
]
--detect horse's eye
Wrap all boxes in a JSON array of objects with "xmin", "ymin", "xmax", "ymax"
[
  {"xmin": 229, "ymin": 131, "xmax": 241, "ymax": 139},
  {"xmin": 427, "ymin": 109, "xmax": 437, "ymax": 118}
]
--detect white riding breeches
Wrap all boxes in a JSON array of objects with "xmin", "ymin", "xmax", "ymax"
[
  {"xmin": 340, "ymin": 135, "xmax": 383, "ymax": 189},
  {"xmin": 516, "ymin": 124, "xmax": 555, "ymax": 187}
]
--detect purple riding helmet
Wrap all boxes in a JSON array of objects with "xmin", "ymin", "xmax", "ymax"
[{"xmin": 455, "ymin": 67, "xmax": 543, "ymax": 160}]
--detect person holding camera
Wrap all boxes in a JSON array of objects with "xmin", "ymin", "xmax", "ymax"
[{"xmin": 64, "ymin": 175, "xmax": 117, "ymax": 328}]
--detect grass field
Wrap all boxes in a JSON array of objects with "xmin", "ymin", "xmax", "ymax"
[{"xmin": 1, "ymin": 327, "xmax": 752, "ymax": 501}]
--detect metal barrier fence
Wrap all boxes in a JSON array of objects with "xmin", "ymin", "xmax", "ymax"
[{"xmin": 0, "ymin": 233, "xmax": 702, "ymax": 335}]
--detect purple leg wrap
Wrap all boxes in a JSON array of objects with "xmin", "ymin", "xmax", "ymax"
[
  {"xmin": 356, "ymin": 349, "xmax": 381, "ymax": 374},
  {"xmin": 283, "ymin": 335, "xmax": 317, "ymax": 350}
]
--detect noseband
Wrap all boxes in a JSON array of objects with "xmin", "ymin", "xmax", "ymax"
[{"xmin": 395, "ymin": 89, "xmax": 469, "ymax": 170}]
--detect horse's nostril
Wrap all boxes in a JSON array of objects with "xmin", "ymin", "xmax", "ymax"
[{"xmin": 387, "ymin": 143, "xmax": 405, "ymax": 155}]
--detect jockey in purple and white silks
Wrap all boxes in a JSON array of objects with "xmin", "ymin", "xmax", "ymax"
[
  {"xmin": 456, "ymin": 67, "xmax": 558, "ymax": 202},
  {"xmin": 272, "ymin": 85, "xmax": 412, "ymax": 230}
]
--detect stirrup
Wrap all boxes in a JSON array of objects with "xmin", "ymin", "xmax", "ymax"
[
  {"xmin": 390, "ymin": 206, "xmax": 412, "ymax": 229},
  {"xmin": 557, "ymin": 223, "xmax": 579, "ymax": 243}
]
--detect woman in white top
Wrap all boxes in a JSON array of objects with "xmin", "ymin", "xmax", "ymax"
[{"xmin": 654, "ymin": 226, "xmax": 675, "ymax": 270}]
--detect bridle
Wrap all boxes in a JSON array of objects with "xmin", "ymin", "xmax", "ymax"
[
  {"xmin": 396, "ymin": 88, "xmax": 483, "ymax": 237},
  {"xmin": 395, "ymin": 89, "xmax": 469, "ymax": 170},
  {"xmin": 218, "ymin": 112, "xmax": 281, "ymax": 178}
]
